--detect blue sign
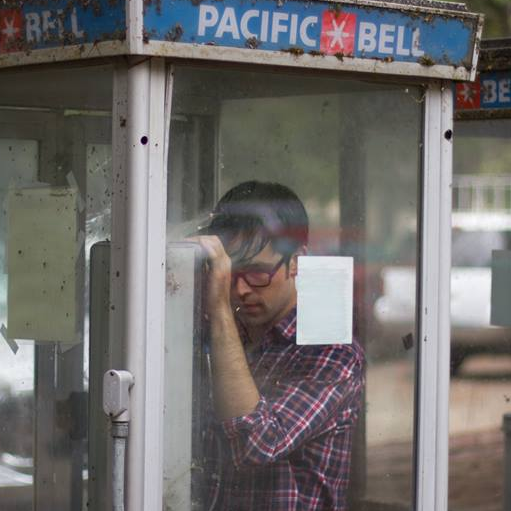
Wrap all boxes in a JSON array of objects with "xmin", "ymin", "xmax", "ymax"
[
  {"xmin": 456, "ymin": 71, "xmax": 511, "ymax": 110},
  {"xmin": 0, "ymin": 0, "xmax": 125, "ymax": 54},
  {"xmin": 144, "ymin": 0, "xmax": 477, "ymax": 67},
  {"xmin": 480, "ymin": 72, "xmax": 511, "ymax": 109}
]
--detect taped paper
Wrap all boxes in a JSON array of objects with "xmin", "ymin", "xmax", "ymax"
[
  {"xmin": 296, "ymin": 256, "xmax": 353, "ymax": 345},
  {"xmin": 76, "ymin": 230, "xmax": 86, "ymax": 258},
  {"xmin": 7, "ymin": 187, "xmax": 78, "ymax": 343}
]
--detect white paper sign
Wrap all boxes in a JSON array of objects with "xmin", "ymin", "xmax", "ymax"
[{"xmin": 296, "ymin": 256, "xmax": 353, "ymax": 345}]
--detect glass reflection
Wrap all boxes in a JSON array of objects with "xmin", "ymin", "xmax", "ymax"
[{"xmin": 165, "ymin": 66, "xmax": 422, "ymax": 510}]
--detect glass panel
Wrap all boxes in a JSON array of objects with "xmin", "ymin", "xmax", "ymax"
[
  {"xmin": 0, "ymin": 139, "xmax": 38, "ymax": 499},
  {"xmin": 165, "ymin": 66, "xmax": 422, "ymax": 510},
  {"xmin": 449, "ymin": 118, "xmax": 511, "ymax": 511},
  {"xmin": 0, "ymin": 65, "xmax": 113, "ymax": 511}
]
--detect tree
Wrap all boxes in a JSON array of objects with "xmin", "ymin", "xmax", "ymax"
[{"xmin": 440, "ymin": 0, "xmax": 511, "ymax": 37}]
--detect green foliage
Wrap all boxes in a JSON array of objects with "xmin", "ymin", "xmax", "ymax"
[{"xmin": 438, "ymin": 0, "xmax": 511, "ymax": 38}]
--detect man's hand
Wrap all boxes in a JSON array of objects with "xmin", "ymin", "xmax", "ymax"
[
  {"xmin": 189, "ymin": 235, "xmax": 232, "ymax": 315},
  {"xmin": 187, "ymin": 235, "xmax": 260, "ymax": 420}
]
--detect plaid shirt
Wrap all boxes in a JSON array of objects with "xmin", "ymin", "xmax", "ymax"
[{"xmin": 204, "ymin": 308, "xmax": 365, "ymax": 511}]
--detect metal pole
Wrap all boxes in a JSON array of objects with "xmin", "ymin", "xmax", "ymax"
[
  {"xmin": 125, "ymin": 58, "xmax": 151, "ymax": 511},
  {"xmin": 103, "ymin": 370, "xmax": 134, "ymax": 511},
  {"xmin": 112, "ymin": 423, "xmax": 129, "ymax": 511}
]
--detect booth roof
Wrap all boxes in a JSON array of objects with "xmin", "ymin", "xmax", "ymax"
[
  {"xmin": 376, "ymin": 0, "xmax": 468, "ymax": 12},
  {"xmin": 479, "ymin": 38, "xmax": 511, "ymax": 71}
]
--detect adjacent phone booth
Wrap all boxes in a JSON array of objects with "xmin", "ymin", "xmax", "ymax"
[
  {"xmin": 0, "ymin": 1, "xmax": 483, "ymax": 511},
  {"xmin": 450, "ymin": 39, "xmax": 511, "ymax": 511}
]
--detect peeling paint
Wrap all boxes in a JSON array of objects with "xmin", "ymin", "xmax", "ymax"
[
  {"xmin": 245, "ymin": 36, "xmax": 260, "ymax": 49},
  {"xmin": 166, "ymin": 23, "xmax": 184, "ymax": 42},
  {"xmin": 282, "ymin": 47, "xmax": 305, "ymax": 56}
]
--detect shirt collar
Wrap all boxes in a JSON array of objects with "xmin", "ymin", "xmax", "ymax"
[
  {"xmin": 240, "ymin": 307, "xmax": 297, "ymax": 355},
  {"xmin": 270, "ymin": 306, "xmax": 297, "ymax": 343}
]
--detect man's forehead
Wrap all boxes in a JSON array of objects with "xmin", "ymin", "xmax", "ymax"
[{"xmin": 227, "ymin": 236, "xmax": 278, "ymax": 264}]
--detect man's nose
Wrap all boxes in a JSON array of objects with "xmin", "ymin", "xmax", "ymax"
[{"xmin": 233, "ymin": 275, "xmax": 252, "ymax": 297}]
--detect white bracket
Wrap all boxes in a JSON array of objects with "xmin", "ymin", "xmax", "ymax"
[{"xmin": 103, "ymin": 370, "xmax": 135, "ymax": 422}]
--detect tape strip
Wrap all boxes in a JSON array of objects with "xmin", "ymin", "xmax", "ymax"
[
  {"xmin": 1, "ymin": 323, "xmax": 19, "ymax": 355},
  {"xmin": 66, "ymin": 172, "xmax": 85, "ymax": 213},
  {"xmin": 76, "ymin": 230, "xmax": 86, "ymax": 258},
  {"xmin": 59, "ymin": 342, "xmax": 77, "ymax": 354}
]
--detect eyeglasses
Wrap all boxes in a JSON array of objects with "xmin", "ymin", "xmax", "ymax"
[{"xmin": 231, "ymin": 256, "xmax": 286, "ymax": 288}]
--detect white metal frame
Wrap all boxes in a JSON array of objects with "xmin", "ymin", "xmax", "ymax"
[
  {"xmin": 416, "ymin": 81, "xmax": 453, "ymax": 511},
  {"xmin": 110, "ymin": 57, "xmax": 169, "ymax": 511},
  {"xmin": 143, "ymin": 41, "xmax": 476, "ymax": 81},
  {"xmin": 127, "ymin": 0, "xmax": 144, "ymax": 55}
]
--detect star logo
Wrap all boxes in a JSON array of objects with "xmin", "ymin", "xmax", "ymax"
[
  {"xmin": 455, "ymin": 79, "xmax": 481, "ymax": 110},
  {"xmin": 0, "ymin": 9, "xmax": 24, "ymax": 53},
  {"xmin": 320, "ymin": 11, "xmax": 356, "ymax": 56}
]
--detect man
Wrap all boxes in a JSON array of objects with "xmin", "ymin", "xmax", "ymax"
[{"xmin": 195, "ymin": 181, "xmax": 364, "ymax": 511}]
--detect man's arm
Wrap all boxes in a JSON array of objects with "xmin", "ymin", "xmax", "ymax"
[
  {"xmin": 193, "ymin": 235, "xmax": 260, "ymax": 420},
  {"xmin": 219, "ymin": 343, "xmax": 364, "ymax": 468}
]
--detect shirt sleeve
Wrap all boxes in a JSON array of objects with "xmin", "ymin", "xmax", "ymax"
[{"xmin": 218, "ymin": 344, "xmax": 364, "ymax": 468}]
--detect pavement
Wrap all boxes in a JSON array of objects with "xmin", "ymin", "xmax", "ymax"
[{"xmin": 364, "ymin": 354, "xmax": 511, "ymax": 510}]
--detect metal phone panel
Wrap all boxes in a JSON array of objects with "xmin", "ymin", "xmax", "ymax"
[
  {"xmin": 164, "ymin": 242, "xmax": 207, "ymax": 511},
  {"xmin": 88, "ymin": 241, "xmax": 112, "ymax": 511}
]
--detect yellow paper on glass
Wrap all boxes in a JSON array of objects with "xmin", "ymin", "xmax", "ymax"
[{"xmin": 7, "ymin": 187, "xmax": 78, "ymax": 343}]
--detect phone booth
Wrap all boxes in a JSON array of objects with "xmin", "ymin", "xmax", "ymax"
[
  {"xmin": 450, "ymin": 39, "xmax": 511, "ymax": 511},
  {"xmin": 0, "ymin": 1, "xmax": 483, "ymax": 511}
]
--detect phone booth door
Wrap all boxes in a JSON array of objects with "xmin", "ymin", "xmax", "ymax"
[{"xmin": 164, "ymin": 65, "xmax": 424, "ymax": 511}]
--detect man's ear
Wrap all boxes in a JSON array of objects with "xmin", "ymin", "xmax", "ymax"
[{"xmin": 288, "ymin": 245, "xmax": 307, "ymax": 277}]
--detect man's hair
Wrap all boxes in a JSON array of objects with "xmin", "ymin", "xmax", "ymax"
[{"xmin": 205, "ymin": 181, "xmax": 308, "ymax": 264}]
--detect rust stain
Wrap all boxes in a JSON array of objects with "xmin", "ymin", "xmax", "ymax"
[
  {"xmin": 166, "ymin": 273, "xmax": 181, "ymax": 295},
  {"xmin": 282, "ymin": 47, "xmax": 304, "ymax": 56},
  {"xmin": 418, "ymin": 55, "xmax": 435, "ymax": 67},
  {"xmin": 165, "ymin": 24, "xmax": 184, "ymax": 42},
  {"xmin": 244, "ymin": 37, "xmax": 260, "ymax": 49}
]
